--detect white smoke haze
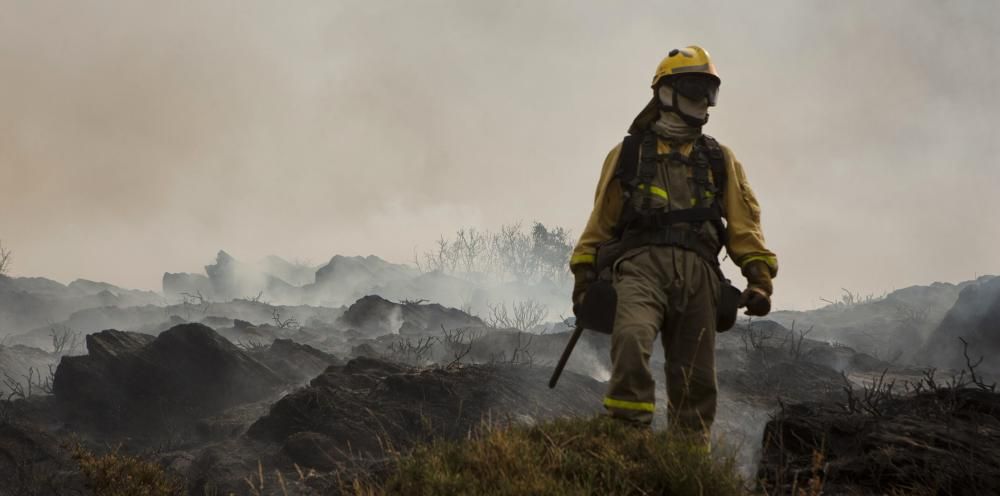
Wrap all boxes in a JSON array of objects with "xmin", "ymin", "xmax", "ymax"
[{"xmin": 2, "ymin": 1, "xmax": 998, "ymax": 310}]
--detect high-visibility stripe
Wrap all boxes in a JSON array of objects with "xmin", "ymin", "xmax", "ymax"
[
  {"xmin": 603, "ymin": 396, "xmax": 655, "ymax": 412},
  {"xmin": 571, "ymin": 253, "xmax": 596, "ymax": 265},
  {"xmin": 638, "ymin": 184, "xmax": 668, "ymax": 201}
]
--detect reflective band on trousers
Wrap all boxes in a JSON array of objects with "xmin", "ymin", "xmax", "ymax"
[{"xmin": 603, "ymin": 396, "xmax": 655, "ymax": 412}]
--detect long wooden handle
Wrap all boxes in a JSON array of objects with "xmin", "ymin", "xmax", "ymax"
[{"xmin": 548, "ymin": 325, "xmax": 584, "ymax": 389}]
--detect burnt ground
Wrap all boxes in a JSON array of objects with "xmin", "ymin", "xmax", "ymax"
[
  {"xmin": 759, "ymin": 387, "xmax": 1000, "ymax": 495},
  {"xmin": 1, "ymin": 285, "xmax": 999, "ymax": 494},
  {"xmin": 0, "ymin": 323, "xmax": 604, "ymax": 495}
]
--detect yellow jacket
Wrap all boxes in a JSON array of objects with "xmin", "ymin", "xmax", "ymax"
[{"xmin": 570, "ymin": 138, "xmax": 778, "ymax": 277}]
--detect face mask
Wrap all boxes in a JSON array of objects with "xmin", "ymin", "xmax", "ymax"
[
  {"xmin": 656, "ymin": 74, "xmax": 718, "ymax": 127},
  {"xmin": 658, "ymin": 85, "xmax": 709, "ymax": 125}
]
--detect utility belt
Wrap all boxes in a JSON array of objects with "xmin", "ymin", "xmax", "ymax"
[
  {"xmin": 582, "ymin": 221, "xmax": 741, "ymax": 334},
  {"xmin": 595, "ymin": 225, "xmax": 720, "ymax": 274}
]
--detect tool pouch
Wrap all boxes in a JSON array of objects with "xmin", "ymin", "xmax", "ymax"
[
  {"xmin": 573, "ymin": 279, "xmax": 617, "ymax": 335},
  {"xmin": 717, "ymin": 280, "xmax": 741, "ymax": 332}
]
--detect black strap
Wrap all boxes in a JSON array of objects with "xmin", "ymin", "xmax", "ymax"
[
  {"xmin": 701, "ymin": 135, "xmax": 727, "ymax": 197},
  {"xmin": 616, "ymin": 134, "xmax": 642, "ymax": 185},
  {"xmin": 627, "ymin": 208, "xmax": 721, "ymax": 229},
  {"xmin": 618, "ymin": 226, "xmax": 720, "ymax": 267},
  {"xmin": 699, "ymin": 135, "xmax": 729, "ymax": 246},
  {"xmin": 609, "ymin": 131, "xmax": 731, "ymax": 251},
  {"xmin": 637, "ymin": 134, "xmax": 658, "ymax": 212}
]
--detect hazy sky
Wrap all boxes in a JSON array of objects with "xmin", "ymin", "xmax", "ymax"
[{"xmin": 2, "ymin": 0, "xmax": 998, "ymax": 310}]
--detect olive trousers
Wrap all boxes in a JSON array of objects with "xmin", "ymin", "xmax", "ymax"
[{"xmin": 603, "ymin": 245, "xmax": 719, "ymax": 437}]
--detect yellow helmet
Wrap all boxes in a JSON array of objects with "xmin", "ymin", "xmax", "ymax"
[
  {"xmin": 629, "ymin": 45, "xmax": 721, "ymax": 133},
  {"xmin": 651, "ymin": 45, "xmax": 720, "ymax": 89}
]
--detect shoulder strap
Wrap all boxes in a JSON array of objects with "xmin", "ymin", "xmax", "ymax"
[
  {"xmin": 700, "ymin": 134, "xmax": 727, "ymax": 194},
  {"xmin": 700, "ymin": 134, "xmax": 730, "ymax": 246},
  {"xmin": 614, "ymin": 134, "xmax": 642, "ymax": 185}
]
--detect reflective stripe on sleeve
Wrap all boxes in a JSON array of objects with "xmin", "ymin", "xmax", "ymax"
[
  {"xmin": 571, "ymin": 253, "xmax": 596, "ymax": 265},
  {"xmin": 603, "ymin": 396, "xmax": 655, "ymax": 412}
]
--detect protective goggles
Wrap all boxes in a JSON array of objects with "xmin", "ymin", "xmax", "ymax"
[{"xmin": 669, "ymin": 76, "xmax": 720, "ymax": 106}]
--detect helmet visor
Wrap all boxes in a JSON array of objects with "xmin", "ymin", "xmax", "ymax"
[{"xmin": 670, "ymin": 75, "xmax": 720, "ymax": 106}]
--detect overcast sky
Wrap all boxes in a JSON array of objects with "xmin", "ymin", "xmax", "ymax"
[{"xmin": 2, "ymin": 0, "xmax": 998, "ymax": 310}]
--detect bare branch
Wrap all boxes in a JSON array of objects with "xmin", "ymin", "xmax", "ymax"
[
  {"xmin": 50, "ymin": 326, "xmax": 81, "ymax": 356},
  {"xmin": 959, "ymin": 337, "xmax": 996, "ymax": 392},
  {"xmin": 0, "ymin": 240, "xmax": 12, "ymax": 276},
  {"xmin": 271, "ymin": 309, "xmax": 299, "ymax": 330}
]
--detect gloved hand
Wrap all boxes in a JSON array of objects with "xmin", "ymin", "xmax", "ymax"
[
  {"xmin": 740, "ymin": 260, "xmax": 773, "ymax": 316},
  {"xmin": 572, "ymin": 263, "xmax": 597, "ymax": 306},
  {"xmin": 739, "ymin": 287, "xmax": 771, "ymax": 316}
]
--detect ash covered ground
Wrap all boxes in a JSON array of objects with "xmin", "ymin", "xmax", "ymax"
[{"xmin": 1, "ymin": 249, "xmax": 999, "ymax": 495}]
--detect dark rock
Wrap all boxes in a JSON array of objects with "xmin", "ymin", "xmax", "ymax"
[
  {"xmin": 849, "ymin": 352, "xmax": 890, "ymax": 372},
  {"xmin": 337, "ymin": 295, "xmax": 484, "ymax": 336},
  {"xmin": 52, "ymin": 323, "xmax": 286, "ymax": 432},
  {"xmin": 719, "ymin": 360, "xmax": 843, "ymax": 405},
  {"xmin": 919, "ymin": 277, "xmax": 1000, "ymax": 376},
  {"xmin": 800, "ymin": 345, "xmax": 856, "ymax": 372},
  {"xmin": 0, "ymin": 419, "xmax": 86, "ymax": 494},
  {"xmin": 195, "ymin": 401, "xmax": 273, "ymax": 441},
  {"xmin": 758, "ymin": 388, "xmax": 1000, "ymax": 495},
  {"xmin": 282, "ymin": 432, "xmax": 340, "ymax": 471},
  {"xmin": 350, "ymin": 343, "xmax": 380, "ymax": 359},
  {"xmin": 246, "ymin": 357, "xmax": 603, "ymax": 463},
  {"xmin": 234, "ymin": 319, "xmax": 254, "ymax": 329},
  {"xmin": 186, "ymin": 441, "xmax": 265, "ymax": 496},
  {"xmin": 85, "ymin": 329, "xmax": 154, "ymax": 361},
  {"xmin": 249, "ymin": 339, "xmax": 342, "ymax": 383}
]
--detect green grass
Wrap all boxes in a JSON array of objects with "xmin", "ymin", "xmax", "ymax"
[{"xmin": 361, "ymin": 416, "xmax": 746, "ymax": 496}]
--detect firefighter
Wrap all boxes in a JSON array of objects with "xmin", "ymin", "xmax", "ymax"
[{"xmin": 570, "ymin": 45, "xmax": 777, "ymax": 438}]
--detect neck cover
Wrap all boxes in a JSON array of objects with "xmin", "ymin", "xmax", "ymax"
[
  {"xmin": 657, "ymin": 85, "xmax": 710, "ymax": 129},
  {"xmin": 651, "ymin": 110, "xmax": 702, "ymax": 141}
]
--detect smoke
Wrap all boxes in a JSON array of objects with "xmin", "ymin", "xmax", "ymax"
[
  {"xmin": 2, "ymin": 1, "xmax": 998, "ymax": 310},
  {"xmin": 386, "ymin": 305, "xmax": 404, "ymax": 335}
]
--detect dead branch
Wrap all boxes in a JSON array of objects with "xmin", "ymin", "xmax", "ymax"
[
  {"xmin": 787, "ymin": 323, "xmax": 814, "ymax": 361},
  {"xmin": 271, "ymin": 309, "xmax": 300, "ymax": 330},
  {"xmin": 843, "ymin": 369, "xmax": 895, "ymax": 416},
  {"xmin": 399, "ymin": 298, "xmax": 428, "ymax": 306},
  {"xmin": 0, "ymin": 240, "xmax": 11, "ymax": 276},
  {"xmin": 181, "ymin": 290, "xmax": 211, "ymax": 315},
  {"xmin": 242, "ymin": 290, "xmax": 265, "ymax": 304},
  {"xmin": 441, "ymin": 325, "xmax": 477, "ymax": 368},
  {"xmin": 385, "ymin": 336, "xmax": 437, "ymax": 366},
  {"xmin": 959, "ymin": 337, "xmax": 996, "ymax": 392},
  {"xmin": 50, "ymin": 326, "xmax": 81, "ymax": 356}
]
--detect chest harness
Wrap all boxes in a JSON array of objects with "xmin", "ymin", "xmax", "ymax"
[{"xmin": 610, "ymin": 131, "xmax": 729, "ymax": 267}]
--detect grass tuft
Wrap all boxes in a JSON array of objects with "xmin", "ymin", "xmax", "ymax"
[
  {"xmin": 358, "ymin": 416, "xmax": 745, "ymax": 496},
  {"xmin": 71, "ymin": 443, "xmax": 183, "ymax": 496}
]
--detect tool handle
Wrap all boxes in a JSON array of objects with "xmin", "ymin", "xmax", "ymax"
[{"xmin": 548, "ymin": 325, "xmax": 584, "ymax": 388}]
